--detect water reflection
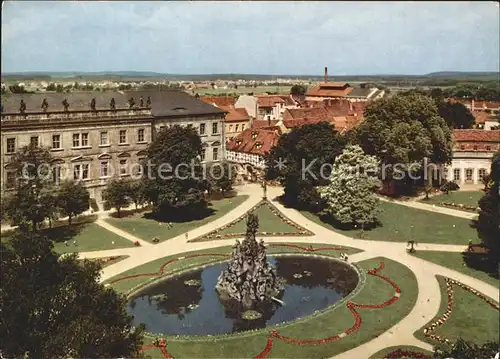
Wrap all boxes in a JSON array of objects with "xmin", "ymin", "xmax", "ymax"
[{"xmin": 128, "ymin": 256, "xmax": 358, "ymax": 335}]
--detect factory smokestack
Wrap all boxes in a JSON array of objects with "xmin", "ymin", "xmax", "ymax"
[{"xmin": 324, "ymin": 67, "xmax": 328, "ymax": 82}]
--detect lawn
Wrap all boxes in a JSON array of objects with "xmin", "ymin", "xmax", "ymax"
[
  {"xmin": 420, "ymin": 191, "xmax": 483, "ymax": 211},
  {"xmin": 1, "ymin": 219, "xmax": 135, "ymax": 254},
  {"xmin": 112, "ymin": 253, "xmax": 417, "ymax": 359},
  {"xmin": 104, "ymin": 195, "xmax": 249, "ymax": 243},
  {"xmin": 300, "ymin": 201, "xmax": 479, "ymax": 245},
  {"xmin": 415, "ymin": 276, "xmax": 499, "ymax": 346},
  {"xmin": 369, "ymin": 345, "xmax": 433, "ymax": 359},
  {"xmin": 412, "ymin": 251, "xmax": 499, "ymax": 288},
  {"xmin": 217, "ymin": 203, "xmax": 302, "ymax": 236},
  {"xmin": 105, "ymin": 243, "xmax": 363, "ymax": 294}
]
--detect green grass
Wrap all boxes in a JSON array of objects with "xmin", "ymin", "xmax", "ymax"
[
  {"xmin": 412, "ymin": 251, "xmax": 499, "ymax": 288},
  {"xmin": 420, "ymin": 191, "xmax": 483, "ymax": 211},
  {"xmin": 137, "ymin": 256, "xmax": 417, "ymax": 358},
  {"xmin": 105, "ymin": 243, "xmax": 363, "ymax": 294},
  {"xmin": 415, "ymin": 276, "xmax": 499, "ymax": 346},
  {"xmin": 300, "ymin": 201, "xmax": 479, "ymax": 245},
  {"xmin": 217, "ymin": 204, "xmax": 301, "ymax": 236},
  {"xmin": 1, "ymin": 221, "xmax": 135, "ymax": 254},
  {"xmin": 369, "ymin": 346, "xmax": 433, "ymax": 359},
  {"xmin": 104, "ymin": 195, "xmax": 248, "ymax": 243}
]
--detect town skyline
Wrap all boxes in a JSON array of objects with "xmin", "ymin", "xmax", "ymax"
[{"xmin": 2, "ymin": 1, "xmax": 499, "ymax": 75}]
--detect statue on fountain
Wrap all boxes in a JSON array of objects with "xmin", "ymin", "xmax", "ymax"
[{"xmin": 216, "ymin": 213, "xmax": 284, "ymax": 309}]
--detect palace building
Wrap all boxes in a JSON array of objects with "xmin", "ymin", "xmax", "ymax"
[{"xmin": 0, "ymin": 91, "xmax": 225, "ymax": 206}]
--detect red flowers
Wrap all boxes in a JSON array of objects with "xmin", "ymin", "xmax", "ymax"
[
  {"xmin": 385, "ymin": 349, "xmax": 431, "ymax": 359},
  {"xmin": 134, "ymin": 240, "xmax": 141, "ymax": 246}
]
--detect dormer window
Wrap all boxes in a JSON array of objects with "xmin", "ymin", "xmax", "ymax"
[
  {"xmin": 473, "ymin": 145, "xmax": 478, "ymax": 151},
  {"xmin": 255, "ymin": 141, "xmax": 262, "ymax": 150},
  {"xmin": 251, "ymin": 132, "xmax": 258, "ymax": 140}
]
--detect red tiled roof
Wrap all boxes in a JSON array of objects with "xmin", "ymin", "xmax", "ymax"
[
  {"xmin": 306, "ymin": 82, "xmax": 353, "ymax": 98},
  {"xmin": 219, "ymin": 106, "xmax": 250, "ymax": 122},
  {"xmin": 453, "ymin": 129, "xmax": 500, "ymax": 142},
  {"xmin": 276, "ymin": 95, "xmax": 296, "ymax": 106},
  {"xmin": 256, "ymin": 95, "xmax": 286, "ymax": 108},
  {"xmin": 252, "ymin": 120, "xmax": 280, "ymax": 129},
  {"xmin": 283, "ymin": 107, "xmax": 332, "ymax": 121},
  {"xmin": 283, "ymin": 100, "xmax": 365, "ymax": 121},
  {"xmin": 472, "ymin": 111, "xmax": 496, "ymax": 124},
  {"xmin": 282, "ymin": 118, "xmax": 327, "ymax": 129},
  {"xmin": 200, "ymin": 96, "xmax": 236, "ymax": 107},
  {"xmin": 473, "ymin": 101, "xmax": 500, "ymax": 110},
  {"xmin": 226, "ymin": 128, "xmax": 280, "ymax": 156}
]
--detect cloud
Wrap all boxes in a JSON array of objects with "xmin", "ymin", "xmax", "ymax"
[{"xmin": 1, "ymin": 1, "xmax": 498, "ymax": 74}]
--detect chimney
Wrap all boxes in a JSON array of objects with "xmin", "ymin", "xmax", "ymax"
[{"xmin": 324, "ymin": 67, "xmax": 328, "ymax": 83}]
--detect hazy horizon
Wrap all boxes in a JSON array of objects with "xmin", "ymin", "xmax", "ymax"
[{"xmin": 2, "ymin": 1, "xmax": 499, "ymax": 75}]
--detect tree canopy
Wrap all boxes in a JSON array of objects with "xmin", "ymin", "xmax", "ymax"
[
  {"xmin": 265, "ymin": 122, "xmax": 345, "ymax": 211},
  {"xmin": 142, "ymin": 125, "xmax": 207, "ymax": 218},
  {"xmin": 433, "ymin": 338, "xmax": 499, "ymax": 359},
  {"xmin": 0, "ymin": 229, "xmax": 145, "ymax": 358},
  {"xmin": 354, "ymin": 92, "xmax": 453, "ymax": 172},
  {"xmin": 290, "ymin": 84, "xmax": 307, "ymax": 96},
  {"xmin": 437, "ymin": 101, "xmax": 475, "ymax": 129},
  {"xmin": 318, "ymin": 145, "xmax": 381, "ymax": 227},
  {"xmin": 56, "ymin": 180, "xmax": 90, "ymax": 224},
  {"xmin": 103, "ymin": 178, "xmax": 131, "ymax": 217}
]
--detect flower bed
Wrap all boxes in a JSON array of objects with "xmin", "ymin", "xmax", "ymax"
[
  {"xmin": 189, "ymin": 199, "xmax": 314, "ymax": 242},
  {"xmin": 440, "ymin": 202, "xmax": 479, "ymax": 212},
  {"xmin": 423, "ymin": 277, "xmax": 499, "ymax": 344},
  {"xmin": 383, "ymin": 349, "xmax": 431, "ymax": 359}
]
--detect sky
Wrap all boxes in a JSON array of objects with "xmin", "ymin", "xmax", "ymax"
[{"xmin": 1, "ymin": 1, "xmax": 499, "ymax": 75}]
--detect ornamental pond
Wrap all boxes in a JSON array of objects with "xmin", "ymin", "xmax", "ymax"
[{"xmin": 127, "ymin": 255, "xmax": 359, "ymax": 336}]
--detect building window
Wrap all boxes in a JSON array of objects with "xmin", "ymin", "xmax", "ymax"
[
  {"xmin": 235, "ymin": 124, "xmax": 240, "ymax": 132},
  {"xmin": 200, "ymin": 149, "xmax": 206, "ymax": 162},
  {"xmin": 453, "ymin": 169, "xmax": 460, "ymax": 181},
  {"xmin": 72, "ymin": 134, "xmax": 80, "ymax": 147},
  {"xmin": 6, "ymin": 138, "xmax": 16, "ymax": 154},
  {"xmin": 137, "ymin": 129, "xmax": 145, "ymax": 142},
  {"xmin": 473, "ymin": 145, "xmax": 478, "ymax": 151},
  {"xmin": 465, "ymin": 168, "xmax": 473, "ymax": 181},
  {"xmin": 212, "ymin": 122, "xmax": 218, "ymax": 135},
  {"xmin": 120, "ymin": 159, "xmax": 128, "ymax": 175},
  {"xmin": 478, "ymin": 168, "xmax": 487, "ymax": 181},
  {"xmin": 73, "ymin": 163, "xmax": 89, "ymax": 180},
  {"xmin": 100, "ymin": 161, "xmax": 109, "ymax": 177},
  {"xmin": 100, "ymin": 132, "xmax": 108, "ymax": 145},
  {"xmin": 30, "ymin": 136, "xmax": 39, "ymax": 147},
  {"xmin": 486, "ymin": 146, "xmax": 491, "ymax": 151},
  {"xmin": 200, "ymin": 123, "xmax": 206, "ymax": 135},
  {"xmin": 74, "ymin": 165, "xmax": 81, "ymax": 180},
  {"xmin": 213, "ymin": 147, "xmax": 219, "ymax": 161},
  {"xmin": 460, "ymin": 145, "xmax": 465, "ymax": 150},
  {"xmin": 242, "ymin": 124, "xmax": 245, "ymax": 130},
  {"xmin": 229, "ymin": 125, "xmax": 233, "ymax": 132},
  {"xmin": 119, "ymin": 130, "xmax": 127, "ymax": 144},
  {"xmin": 52, "ymin": 135, "xmax": 61, "ymax": 149},
  {"xmin": 6, "ymin": 171, "xmax": 16, "ymax": 189},
  {"xmin": 53, "ymin": 166, "xmax": 61, "ymax": 184},
  {"xmin": 82, "ymin": 163, "xmax": 89, "ymax": 179},
  {"xmin": 136, "ymin": 158, "xmax": 145, "ymax": 176},
  {"xmin": 81, "ymin": 133, "xmax": 89, "ymax": 147}
]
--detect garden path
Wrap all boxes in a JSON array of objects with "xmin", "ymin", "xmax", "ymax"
[{"xmin": 75, "ymin": 183, "xmax": 497, "ymax": 359}]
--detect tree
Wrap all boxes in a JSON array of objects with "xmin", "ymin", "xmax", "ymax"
[
  {"xmin": 474, "ymin": 151, "xmax": 500, "ymax": 258},
  {"xmin": 127, "ymin": 180, "xmax": 146, "ymax": 210},
  {"xmin": 266, "ymin": 122, "xmax": 345, "ymax": 211},
  {"xmin": 8, "ymin": 84, "xmax": 28, "ymax": 94},
  {"xmin": 353, "ymin": 93, "xmax": 452, "ymax": 194},
  {"xmin": 433, "ymin": 338, "xmax": 499, "ymax": 359},
  {"xmin": 205, "ymin": 161, "xmax": 234, "ymax": 196},
  {"xmin": 290, "ymin": 84, "xmax": 307, "ymax": 96},
  {"xmin": 56, "ymin": 180, "xmax": 90, "ymax": 225},
  {"xmin": 0, "ymin": 229, "xmax": 145, "ymax": 358},
  {"xmin": 46, "ymin": 83, "xmax": 57, "ymax": 91},
  {"xmin": 103, "ymin": 179, "xmax": 131, "ymax": 217},
  {"xmin": 3, "ymin": 143, "xmax": 57, "ymax": 230},
  {"xmin": 318, "ymin": 145, "xmax": 381, "ymax": 228},
  {"xmin": 437, "ymin": 101, "xmax": 475, "ymax": 129},
  {"xmin": 142, "ymin": 125, "xmax": 207, "ymax": 218}
]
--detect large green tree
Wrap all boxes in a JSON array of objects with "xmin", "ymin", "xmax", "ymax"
[
  {"xmin": 433, "ymin": 338, "xmax": 499, "ymax": 359},
  {"xmin": 3, "ymin": 143, "xmax": 57, "ymax": 230},
  {"xmin": 103, "ymin": 178, "xmax": 131, "ymax": 217},
  {"xmin": 143, "ymin": 125, "xmax": 207, "ymax": 219},
  {"xmin": 437, "ymin": 101, "xmax": 475, "ymax": 129},
  {"xmin": 474, "ymin": 151, "xmax": 500, "ymax": 257},
  {"xmin": 56, "ymin": 180, "xmax": 90, "ymax": 224},
  {"xmin": 0, "ymin": 229, "xmax": 145, "ymax": 358},
  {"xmin": 354, "ymin": 93, "xmax": 452, "ymax": 192},
  {"xmin": 318, "ymin": 145, "xmax": 381, "ymax": 228},
  {"xmin": 265, "ymin": 122, "xmax": 345, "ymax": 211},
  {"xmin": 290, "ymin": 84, "xmax": 307, "ymax": 96},
  {"xmin": 205, "ymin": 161, "xmax": 235, "ymax": 196}
]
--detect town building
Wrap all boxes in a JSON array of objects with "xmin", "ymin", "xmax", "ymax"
[
  {"xmin": 1, "ymin": 91, "xmax": 225, "ymax": 206},
  {"xmin": 219, "ymin": 106, "xmax": 251, "ymax": 140},
  {"xmin": 443, "ymin": 129, "xmax": 500, "ymax": 185},
  {"xmin": 234, "ymin": 94, "xmax": 298, "ymax": 123}
]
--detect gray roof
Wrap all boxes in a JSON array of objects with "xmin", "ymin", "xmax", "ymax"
[
  {"xmin": 345, "ymin": 87, "xmax": 373, "ymax": 98},
  {"xmin": 0, "ymin": 90, "xmax": 223, "ymax": 117}
]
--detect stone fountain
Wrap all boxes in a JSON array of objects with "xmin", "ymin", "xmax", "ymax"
[{"xmin": 215, "ymin": 213, "xmax": 284, "ymax": 309}]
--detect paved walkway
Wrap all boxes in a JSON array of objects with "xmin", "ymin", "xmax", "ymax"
[{"xmin": 69, "ymin": 184, "xmax": 498, "ymax": 358}]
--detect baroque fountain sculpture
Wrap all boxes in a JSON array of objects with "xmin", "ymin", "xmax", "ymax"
[{"xmin": 216, "ymin": 213, "xmax": 284, "ymax": 309}]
